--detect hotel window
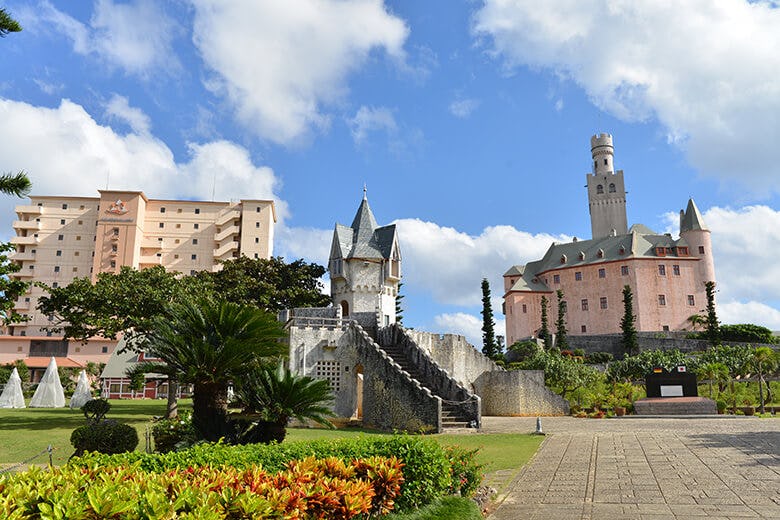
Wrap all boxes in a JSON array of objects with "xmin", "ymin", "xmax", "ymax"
[
  {"xmin": 194, "ymin": 223, "xmax": 199, "ymax": 229},
  {"xmin": 600, "ymin": 297, "xmax": 608, "ymax": 309},
  {"xmin": 176, "ymin": 224, "xmax": 181, "ymax": 229},
  {"xmin": 177, "ymin": 208, "xmax": 182, "ymax": 213},
  {"xmin": 159, "ymin": 223, "xmax": 164, "ymax": 228},
  {"xmin": 111, "ymin": 244, "xmax": 117, "ymax": 252},
  {"xmin": 254, "ymin": 253, "xmax": 259, "ymax": 259},
  {"xmin": 672, "ymin": 264, "xmax": 680, "ymax": 276},
  {"xmin": 191, "ymin": 254, "xmax": 197, "ymax": 260},
  {"xmin": 699, "ymin": 246, "xmax": 705, "ymax": 254},
  {"xmin": 256, "ymin": 222, "xmax": 260, "ymax": 228},
  {"xmin": 658, "ymin": 294, "xmax": 666, "ymax": 306},
  {"xmin": 76, "ymin": 236, "xmax": 81, "ymax": 241},
  {"xmin": 553, "ymin": 274, "xmax": 560, "ymax": 284},
  {"xmin": 62, "ymin": 203, "xmax": 68, "ymax": 209},
  {"xmin": 110, "ymin": 261, "xmax": 116, "ymax": 268},
  {"xmin": 658, "ymin": 265, "xmax": 666, "ymax": 276},
  {"xmin": 60, "ymin": 219, "xmax": 65, "ymax": 225},
  {"xmin": 190, "ymin": 270, "xmax": 196, "ymax": 275},
  {"xmin": 78, "ymin": 220, "xmax": 82, "ymax": 225},
  {"xmin": 581, "ymin": 325, "xmax": 587, "ymax": 333},
  {"xmin": 28, "ymin": 265, "xmax": 33, "ymax": 270},
  {"xmin": 174, "ymin": 254, "xmax": 179, "ymax": 259},
  {"xmin": 74, "ymin": 251, "xmax": 79, "ymax": 256},
  {"xmin": 255, "ymin": 237, "xmax": 259, "ymax": 243},
  {"xmin": 56, "ymin": 250, "xmax": 62, "ymax": 256},
  {"xmin": 58, "ymin": 234, "xmax": 63, "ymax": 240},
  {"xmin": 522, "ymin": 304, "xmax": 527, "ymax": 313},
  {"xmin": 688, "ymin": 295, "xmax": 695, "ymax": 306},
  {"xmin": 193, "ymin": 239, "xmax": 198, "ymax": 245},
  {"xmin": 175, "ymin": 239, "xmax": 180, "ymax": 244},
  {"xmin": 79, "ymin": 205, "xmax": 85, "ymax": 210},
  {"xmin": 598, "ymin": 268, "xmax": 606, "ymax": 278},
  {"xmin": 256, "ymin": 207, "xmax": 261, "ymax": 212},
  {"xmin": 102, "ymin": 346, "xmax": 108, "ymax": 353},
  {"xmin": 575, "ymin": 271, "xmax": 582, "ymax": 281},
  {"xmin": 52, "ymin": 282, "xmax": 58, "ymax": 288},
  {"xmin": 195, "ymin": 208, "xmax": 200, "ymax": 214},
  {"xmin": 54, "ymin": 266, "xmax": 60, "ymax": 273},
  {"xmin": 160, "ymin": 207, "xmax": 166, "ymax": 213},
  {"xmin": 72, "ymin": 267, "xmax": 78, "ymax": 273},
  {"xmin": 581, "ymin": 299, "xmax": 589, "ymax": 311}
]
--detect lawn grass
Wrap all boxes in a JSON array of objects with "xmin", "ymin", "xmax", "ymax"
[
  {"xmin": 1, "ymin": 400, "xmax": 543, "ymax": 476},
  {"xmin": 385, "ymin": 496, "xmax": 482, "ymax": 519}
]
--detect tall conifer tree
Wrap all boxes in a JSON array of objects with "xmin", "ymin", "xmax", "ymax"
[
  {"xmin": 621, "ymin": 285, "xmax": 639, "ymax": 355},
  {"xmin": 704, "ymin": 281, "xmax": 720, "ymax": 348},
  {"xmin": 481, "ymin": 278, "xmax": 498, "ymax": 358},
  {"xmin": 539, "ymin": 295, "xmax": 550, "ymax": 349},
  {"xmin": 555, "ymin": 289, "xmax": 568, "ymax": 351}
]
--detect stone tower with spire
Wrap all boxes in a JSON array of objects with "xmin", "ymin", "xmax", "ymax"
[
  {"xmin": 586, "ymin": 133, "xmax": 628, "ymax": 239},
  {"xmin": 328, "ymin": 191, "xmax": 401, "ymax": 328},
  {"xmin": 680, "ymin": 198, "xmax": 716, "ymax": 284}
]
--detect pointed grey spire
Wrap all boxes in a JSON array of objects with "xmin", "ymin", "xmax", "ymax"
[
  {"xmin": 350, "ymin": 196, "xmax": 378, "ymax": 241},
  {"xmin": 680, "ymin": 198, "xmax": 708, "ymax": 232}
]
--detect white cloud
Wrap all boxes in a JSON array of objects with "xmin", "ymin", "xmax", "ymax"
[
  {"xmin": 348, "ymin": 106, "xmax": 398, "ymax": 144},
  {"xmin": 30, "ymin": 0, "xmax": 180, "ymax": 78},
  {"xmin": 0, "ymin": 97, "xmax": 282, "ymax": 238},
  {"xmin": 395, "ymin": 219, "xmax": 569, "ymax": 307},
  {"xmin": 448, "ymin": 98, "xmax": 480, "ymax": 118},
  {"xmin": 190, "ymin": 0, "xmax": 409, "ymax": 145},
  {"xmin": 276, "ymin": 226, "xmax": 332, "ymax": 264},
  {"xmin": 433, "ymin": 312, "xmax": 506, "ymax": 349},
  {"xmin": 104, "ymin": 94, "xmax": 151, "ymax": 135},
  {"xmin": 554, "ymin": 99, "xmax": 564, "ymax": 112},
  {"xmin": 473, "ymin": 0, "xmax": 780, "ymax": 193},
  {"xmin": 718, "ymin": 301, "xmax": 780, "ymax": 330}
]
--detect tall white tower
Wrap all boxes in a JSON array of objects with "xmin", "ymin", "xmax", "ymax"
[
  {"xmin": 585, "ymin": 133, "xmax": 628, "ymax": 238},
  {"xmin": 328, "ymin": 194, "xmax": 401, "ymax": 328}
]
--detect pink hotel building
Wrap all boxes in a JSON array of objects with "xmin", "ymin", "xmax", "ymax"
[{"xmin": 503, "ymin": 134, "xmax": 716, "ymax": 346}]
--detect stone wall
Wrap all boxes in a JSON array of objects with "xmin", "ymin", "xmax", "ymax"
[
  {"xmin": 567, "ymin": 333, "xmax": 777, "ymax": 359},
  {"xmin": 473, "ymin": 370, "xmax": 570, "ymax": 416},
  {"xmin": 404, "ymin": 330, "xmax": 501, "ymax": 388}
]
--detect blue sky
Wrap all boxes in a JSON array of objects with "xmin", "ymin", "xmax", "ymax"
[{"xmin": 2, "ymin": 0, "xmax": 780, "ymax": 345}]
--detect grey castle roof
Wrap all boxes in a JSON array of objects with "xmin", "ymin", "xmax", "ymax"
[
  {"xmin": 504, "ymin": 199, "xmax": 709, "ymax": 294},
  {"xmin": 332, "ymin": 197, "xmax": 398, "ymax": 260}
]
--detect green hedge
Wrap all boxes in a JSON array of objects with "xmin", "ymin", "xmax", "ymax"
[{"xmin": 74, "ymin": 435, "xmax": 482, "ymax": 512}]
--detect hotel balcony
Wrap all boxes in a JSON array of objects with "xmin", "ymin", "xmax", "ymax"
[
  {"xmin": 14, "ymin": 205, "xmax": 43, "ymax": 217},
  {"xmin": 138, "ymin": 254, "xmax": 162, "ymax": 266},
  {"xmin": 12, "ymin": 220, "xmax": 40, "ymax": 231},
  {"xmin": 13, "ymin": 270, "xmax": 35, "ymax": 278},
  {"xmin": 9, "ymin": 251, "xmax": 35, "ymax": 261},
  {"xmin": 214, "ymin": 224, "xmax": 239, "ymax": 242},
  {"xmin": 215, "ymin": 208, "xmax": 240, "ymax": 226},
  {"xmin": 140, "ymin": 238, "xmax": 163, "ymax": 249},
  {"xmin": 13, "ymin": 300, "xmax": 30, "ymax": 311},
  {"xmin": 213, "ymin": 241, "xmax": 239, "ymax": 258},
  {"xmin": 10, "ymin": 236, "xmax": 38, "ymax": 246}
]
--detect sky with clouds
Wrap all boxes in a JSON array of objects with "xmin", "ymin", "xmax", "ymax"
[{"xmin": 2, "ymin": 0, "xmax": 780, "ymax": 346}]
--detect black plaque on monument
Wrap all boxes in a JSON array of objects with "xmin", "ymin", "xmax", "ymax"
[{"xmin": 645, "ymin": 366, "xmax": 698, "ymax": 398}]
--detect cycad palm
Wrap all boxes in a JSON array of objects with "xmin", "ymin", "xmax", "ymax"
[
  {"xmin": 235, "ymin": 361, "xmax": 335, "ymax": 443},
  {"xmin": 696, "ymin": 362, "xmax": 729, "ymax": 398},
  {"xmin": 145, "ymin": 298, "xmax": 287, "ymax": 441},
  {"xmin": 0, "ymin": 171, "xmax": 31, "ymax": 197}
]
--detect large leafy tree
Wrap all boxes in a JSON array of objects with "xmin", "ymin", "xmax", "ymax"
[
  {"xmin": 752, "ymin": 347, "xmax": 776, "ymax": 414},
  {"xmin": 36, "ymin": 265, "xmax": 206, "ymax": 347},
  {"xmin": 620, "ymin": 285, "xmax": 639, "ymax": 356},
  {"xmin": 193, "ymin": 256, "xmax": 330, "ymax": 313},
  {"xmin": 696, "ymin": 362, "xmax": 729, "ymax": 398},
  {"xmin": 142, "ymin": 299, "xmax": 287, "ymax": 441},
  {"xmin": 0, "ymin": 8, "xmax": 22, "ymax": 37},
  {"xmin": 480, "ymin": 278, "xmax": 499, "ymax": 359}
]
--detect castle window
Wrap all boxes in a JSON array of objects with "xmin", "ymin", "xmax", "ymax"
[
  {"xmin": 110, "ymin": 260, "xmax": 116, "ymax": 268},
  {"xmin": 575, "ymin": 271, "xmax": 582, "ymax": 281},
  {"xmin": 619, "ymin": 246, "xmax": 625, "ymax": 255},
  {"xmin": 579, "ymin": 251, "xmax": 585, "ymax": 260},
  {"xmin": 609, "ymin": 183, "xmax": 616, "ymax": 193},
  {"xmin": 672, "ymin": 264, "xmax": 680, "ymax": 276},
  {"xmin": 688, "ymin": 295, "xmax": 695, "ymax": 306},
  {"xmin": 560, "ymin": 254, "xmax": 567, "ymax": 264},
  {"xmin": 699, "ymin": 246, "xmax": 705, "ymax": 254},
  {"xmin": 600, "ymin": 297, "xmax": 608, "ymax": 309},
  {"xmin": 553, "ymin": 274, "xmax": 560, "ymax": 284},
  {"xmin": 113, "ymin": 227, "xmax": 119, "ymax": 235},
  {"xmin": 656, "ymin": 247, "xmax": 666, "ymax": 256},
  {"xmin": 677, "ymin": 247, "xmax": 689, "ymax": 256},
  {"xmin": 522, "ymin": 304, "xmax": 527, "ymax": 313},
  {"xmin": 658, "ymin": 294, "xmax": 666, "ymax": 306},
  {"xmin": 663, "ymin": 325, "xmax": 670, "ymax": 331},
  {"xmin": 598, "ymin": 268, "xmax": 606, "ymax": 278},
  {"xmin": 621, "ymin": 265, "xmax": 629, "ymax": 276},
  {"xmin": 597, "ymin": 249, "xmax": 604, "ymax": 258},
  {"xmin": 658, "ymin": 265, "xmax": 666, "ymax": 276},
  {"xmin": 596, "ymin": 184, "xmax": 604, "ymax": 194},
  {"xmin": 581, "ymin": 299, "xmax": 588, "ymax": 311},
  {"xmin": 561, "ymin": 301, "xmax": 567, "ymax": 312},
  {"xmin": 594, "ymin": 160, "xmax": 597, "ymax": 170},
  {"xmin": 314, "ymin": 361, "xmax": 342, "ymax": 393},
  {"xmin": 581, "ymin": 325, "xmax": 587, "ymax": 333},
  {"xmin": 604, "ymin": 159, "xmax": 608, "ymax": 165}
]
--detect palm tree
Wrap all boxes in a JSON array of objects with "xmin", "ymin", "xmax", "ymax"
[
  {"xmin": 143, "ymin": 298, "xmax": 287, "ymax": 441},
  {"xmin": 0, "ymin": 171, "xmax": 31, "ymax": 197},
  {"xmin": 696, "ymin": 362, "xmax": 729, "ymax": 399},
  {"xmin": 752, "ymin": 347, "xmax": 776, "ymax": 414},
  {"xmin": 687, "ymin": 313, "xmax": 706, "ymax": 332},
  {"xmin": 234, "ymin": 361, "xmax": 335, "ymax": 443}
]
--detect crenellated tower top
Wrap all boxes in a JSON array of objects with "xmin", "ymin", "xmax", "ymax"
[{"xmin": 590, "ymin": 133, "xmax": 614, "ymax": 175}]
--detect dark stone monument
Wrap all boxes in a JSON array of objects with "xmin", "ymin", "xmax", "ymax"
[
  {"xmin": 635, "ymin": 365, "xmax": 717, "ymax": 415},
  {"xmin": 645, "ymin": 366, "xmax": 698, "ymax": 398}
]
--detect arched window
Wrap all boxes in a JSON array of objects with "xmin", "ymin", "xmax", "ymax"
[
  {"xmin": 609, "ymin": 183, "xmax": 616, "ymax": 193},
  {"xmin": 596, "ymin": 184, "xmax": 604, "ymax": 194},
  {"xmin": 340, "ymin": 300, "xmax": 349, "ymax": 317}
]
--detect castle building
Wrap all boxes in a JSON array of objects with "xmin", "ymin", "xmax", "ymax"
[
  {"xmin": 502, "ymin": 134, "xmax": 716, "ymax": 346},
  {"xmin": 2, "ymin": 190, "xmax": 275, "ymax": 369}
]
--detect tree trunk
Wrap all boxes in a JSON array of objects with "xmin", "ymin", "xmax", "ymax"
[
  {"xmin": 165, "ymin": 378, "xmax": 179, "ymax": 419},
  {"xmin": 765, "ymin": 379, "xmax": 773, "ymax": 405},
  {"xmin": 192, "ymin": 381, "xmax": 230, "ymax": 442},
  {"xmin": 758, "ymin": 372, "xmax": 765, "ymax": 414}
]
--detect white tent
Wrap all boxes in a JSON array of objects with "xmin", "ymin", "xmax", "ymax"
[
  {"xmin": 69, "ymin": 369, "xmax": 93, "ymax": 409},
  {"xmin": 0, "ymin": 367, "xmax": 26, "ymax": 408},
  {"xmin": 29, "ymin": 357, "xmax": 66, "ymax": 408}
]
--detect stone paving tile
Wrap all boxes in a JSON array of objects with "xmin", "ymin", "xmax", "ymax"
[{"xmin": 485, "ymin": 417, "xmax": 780, "ymax": 520}]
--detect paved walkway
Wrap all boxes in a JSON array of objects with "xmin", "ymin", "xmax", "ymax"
[{"xmin": 483, "ymin": 417, "xmax": 780, "ymax": 519}]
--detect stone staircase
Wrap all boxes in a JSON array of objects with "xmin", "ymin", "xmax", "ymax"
[{"xmin": 378, "ymin": 331, "xmax": 479, "ymax": 430}]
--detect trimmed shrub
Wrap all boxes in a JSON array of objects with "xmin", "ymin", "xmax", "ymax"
[
  {"xmin": 585, "ymin": 351, "xmax": 614, "ymax": 364},
  {"xmin": 151, "ymin": 410, "xmax": 199, "ymax": 453},
  {"xmin": 70, "ymin": 420, "xmax": 139, "ymax": 457},
  {"xmin": 74, "ymin": 435, "xmax": 481, "ymax": 511}
]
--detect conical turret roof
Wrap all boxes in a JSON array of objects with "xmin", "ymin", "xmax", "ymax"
[
  {"xmin": 680, "ymin": 198, "xmax": 708, "ymax": 232},
  {"xmin": 331, "ymin": 194, "xmax": 398, "ymax": 261}
]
